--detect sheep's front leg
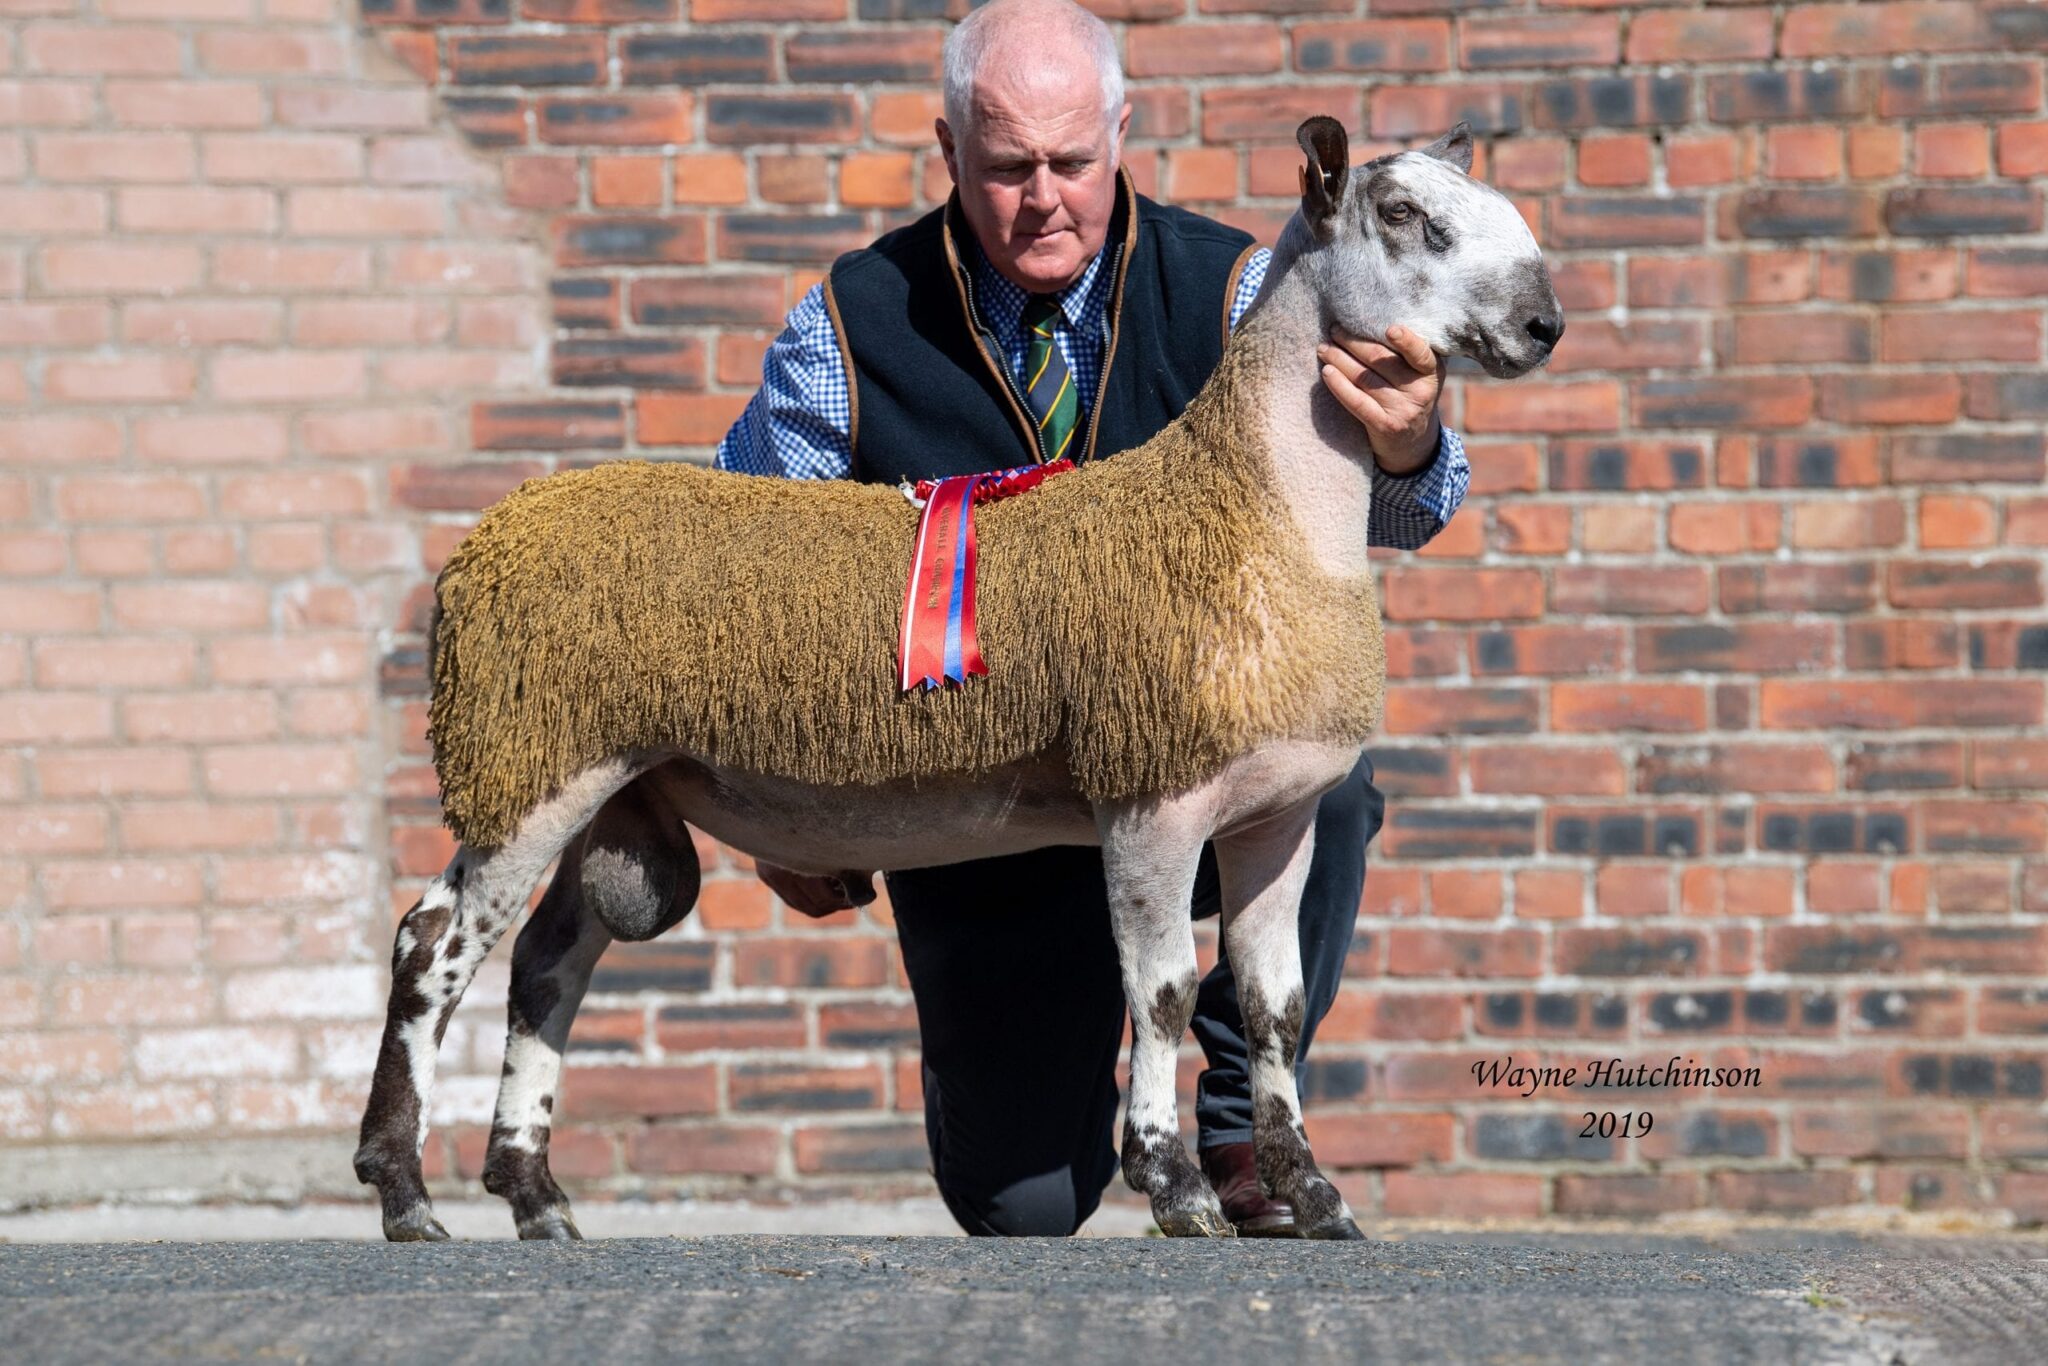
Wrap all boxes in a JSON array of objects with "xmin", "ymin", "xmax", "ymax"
[
  {"xmin": 1099, "ymin": 806, "xmax": 1232, "ymax": 1238},
  {"xmin": 1214, "ymin": 803, "xmax": 1363, "ymax": 1240}
]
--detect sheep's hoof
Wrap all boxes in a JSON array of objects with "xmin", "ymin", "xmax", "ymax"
[
  {"xmin": 517, "ymin": 1208, "xmax": 584, "ymax": 1242},
  {"xmin": 1156, "ymin": 1204, "xmax": 1237, "ymax": 1238},
  {"xmin": 1304, "ymin": 1215, "xmax": 1366, "ymax": 1242},
  {"xmin": 384, "ymin": 1205, "xmax": 452, "ymax": 1243}
]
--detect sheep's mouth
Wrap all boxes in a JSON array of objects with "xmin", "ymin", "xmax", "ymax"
[{"xmin": 1457, "ymin": 326, "xmax": 1548, "ymax": 380}]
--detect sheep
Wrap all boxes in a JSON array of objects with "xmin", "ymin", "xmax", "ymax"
[{"xmin": 353, "ymin": 117, "xmax": 1563, "ymax": 1244}]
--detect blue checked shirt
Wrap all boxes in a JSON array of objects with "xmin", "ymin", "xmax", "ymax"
[{"xmin": 715, "ymin": 240, "xmax": 1470, "ymax": 550}]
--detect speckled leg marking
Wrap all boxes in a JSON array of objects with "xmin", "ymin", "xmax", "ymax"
[
  {"xmin": 1099, "ymin": 808, "xmax": 1232, "ymax": 1238},
  {"xmin": 355, "ymin": 758, "xmax": 642, "ymax": 1243},
  {"xmin": 481, "ymin": 780, "xmax": 701, "ymax": 1240},
  {"xmin": 1217, "ymin": 805, "xmax": 1362, "ymax": 1241},
  {"xmin": 480, "ymin": 860, "xmax": 610, "ymax": 1241}
]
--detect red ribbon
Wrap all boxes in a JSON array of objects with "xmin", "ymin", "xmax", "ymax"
[{"xmin": 898, "ymin": 459, "xmax": 1074, "ymax": 692}]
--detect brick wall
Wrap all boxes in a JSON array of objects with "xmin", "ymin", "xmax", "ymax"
[
  {"xmin": 5, "ymin": 0, "xmax": 2048, "ymax": 1223},
  {"xmin": 0, "ymin": 2, "xmax": 550, "ymax": 1180}
]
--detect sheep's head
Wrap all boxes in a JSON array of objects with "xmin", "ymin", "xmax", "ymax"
[{"xmin": 1293, "ymin": 116, "xmax": 1562, "ymax": 379}]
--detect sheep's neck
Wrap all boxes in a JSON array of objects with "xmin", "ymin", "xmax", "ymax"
[{"xmin": 1229, "ymin": 242, "xmax": 1382, "ymax": 580}]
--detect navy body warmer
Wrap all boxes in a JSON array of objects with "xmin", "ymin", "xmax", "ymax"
[{"xmin": 824, "ymin": 165, "xmax": 1260, "ymax": 488}]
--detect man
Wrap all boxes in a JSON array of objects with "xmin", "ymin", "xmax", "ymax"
[{"xmin": 716, "ymin": 0, "xmax": 1469, "ymax": 1237}]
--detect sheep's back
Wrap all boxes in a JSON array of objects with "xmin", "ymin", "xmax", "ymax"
[
  {"xmin": 426, "ymin": 445, "xmax": 1380, "ymax": 852},
  {"xmin": 427, "ymin": 460, "xmax": 1087, "ymax": 849}
]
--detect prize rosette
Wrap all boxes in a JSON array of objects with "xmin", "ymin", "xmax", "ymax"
[{"xmin": 897, "ymin": 459, "xmax": 1075, "ymax": 692}]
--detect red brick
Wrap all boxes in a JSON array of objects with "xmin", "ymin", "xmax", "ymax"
[
  {"xmin": 1572, "ymin": 507, "xmax": 1654, "ymax": 557},
  {"xmin": 1380, "ymin": 568, "xmax": 1544, "ymax": 623},
  {"xmin": 1781, "ymin": 3, "xmax": 1997, "ymax": 59},
  {"xmin": 1459, "ymin": 16, "xmax": 1617, "ymax": 70},
  {"xmin": 554, "ymin": 214, "xmax": 708, "ymax": 268},
  {"xmin": 731, "ymin": 938, "xmax": 892, "ymax": 989},
  {"xmin": 1667, "ymin": 133, "xmax": 1744, "ymax": 188},
  {"xmin": 24, "ymin": 25, "xmax": 183, "ymax": 75},
  {"xmin": 1324, "ymin": 989, "xmax": 1462, "ymax": 1044},
  {"xmin": 1465, "ymin": 741, "xmax": 1625, "ymax": 800},
  {"xmin": 202, "ymin": 744, "xmax": 356, "ymax": 797},
  {"xmin": 1386, "ymin": 928, "xmax": 1542, "ymax": 979},
  {"xmin": 1382, "ymin": 686, "xmax": 1539, "ymax": 741},
  {"xmin": 1711, "ymin": 1168, "xmax": 1859, "ymax": 1213},
  {"xmin": 1207, "ymin": 85, "xmax": 1363, "ymax": 143},
  {"xmin": 1559, "ymin": 1173, "xmax": 1703, "ymax": 1216},
  {"xmin": 629, "ymin": 1124, "xmax": 779, "ymax": 1176},
  {"xmin": 1304, "ymin": 1112, "xmax": 1454, "ymax": 1167},
  {"xmin": 1505, "ymin": 870, "xmax": 1580, "ymax": 922},
  {"xmin": 559, "ymin": 1064, "xmax": 719, "ymax": 1120},
  {"xmin": 732, "ymin": 1063, "xmax": 882, "ymax": 1112},
  {"xmin": 196, "ymin": 31, "xmax": 349, "ymax": 77},
  {"xmin": 1551, "ymin": 568, "xmax": 1710, "ymax": 617},
  {"xmin": 1627, "ymin": 11, "xmax": 1773, "ymax": 63},
  {"xmin": 1640, "ymin": 741, "xmax": 1835, "ymax": 796},
  {"xmin": 0, "ymin": 574, "xmax": 104, "ymax": 637},
  {"xmin": 42, "ymin": 861, "xmax": 206, "ymax": 913},
  {"xmin": 103, "ymin": 74, "xmax": 261, "ymax": 128},
  {"xmin": 1889, "ymin": 559, "xmax": 2041, "ymax": 610},
  {"xmin": 1915, "ymin": 123, "xmax": 1992, "ymax": 178},
  {"xmin": 1574, "ymin": 134, "xmax": 1651, "ymax": 188},
  {"xmin": 40, "ymin": 242, "xmax": 203, "ymax": 294},
  {"xmin": 1292, "ymin": 20, "xmax": 1449, "ymax": 74},
  {"xmin": 1128, "ymin": 23, "xmax": 1282, "ymax": 76},
  {"xmin": 793, "ymin": 1124, "xmax": 927, "ymax": 1174},
  {"xmin": 1382, "ymin": 1171, "xmax": 1544, "ymax": 1219},
  {"xmin": 446, "ymin": 32, "xmax": 605, "ymax": 87}
]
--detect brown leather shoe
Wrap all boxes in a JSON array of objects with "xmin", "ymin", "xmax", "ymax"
[{"xmin": 1200, "ymin": 1141, "xmax": 1295, "ymax": 1238}]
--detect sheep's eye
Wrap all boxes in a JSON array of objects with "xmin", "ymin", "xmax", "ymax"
[{"xmin": 1379, "ymin": 202, "xmax": 1415, "ymax": 225}]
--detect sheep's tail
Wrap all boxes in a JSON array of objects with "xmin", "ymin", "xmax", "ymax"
[
  {"xmin": 425, "ymin": 573, "xmax": 447, "ymax": 705},
  {"xmin": 421, "ymin": 562, "xmax": 456, "ymax": 829}
]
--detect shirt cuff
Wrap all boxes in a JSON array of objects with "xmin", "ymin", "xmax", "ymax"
[
  {"xmin": 1378, "ymin": 425, "xmax": 1464, "ymax": 509},
  {"xmin": 1366, "ymin": 424, "xmax": 1469, "ymax": 550}
]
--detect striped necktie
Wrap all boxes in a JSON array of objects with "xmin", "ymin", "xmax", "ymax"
[{"xmin": 1019, "ymin": 293, "xmax": 1080, "ymax": 464}]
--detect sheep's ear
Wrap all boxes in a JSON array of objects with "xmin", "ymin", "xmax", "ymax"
[
  {"xmin": 1294, "ymin": 115, "xmax": 1349, "ymax": 238},
  {"xmin": 1419, "ymin": 121, "xmax": 1474, "ymax": 175}
]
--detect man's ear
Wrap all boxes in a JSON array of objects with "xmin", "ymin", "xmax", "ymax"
[
  {"xmin": 936, "ymin": 117, "xmax": 959, "ymax": 185},
  {"xmin": 1418, "ymin": 121, "xmax": 1474, "ymax": 175},
  {"xmin": 1294, "ymin": 115, "xmax": 1349, "ymax": 239}
]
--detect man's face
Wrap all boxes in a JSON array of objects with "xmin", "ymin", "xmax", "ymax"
[{"xmin": 938, "ymin": 60, "xmax": 1130, "ymax": 295}]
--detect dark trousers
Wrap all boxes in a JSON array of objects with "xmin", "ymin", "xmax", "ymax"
[{"xmin": 888, "ymin": 753, "xmax": 1384, "ymax": 1237}]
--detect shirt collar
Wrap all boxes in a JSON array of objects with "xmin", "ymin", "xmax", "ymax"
[{"xmin": 965, "ymin": 231, "xmax": 1110, "ymax": 338}]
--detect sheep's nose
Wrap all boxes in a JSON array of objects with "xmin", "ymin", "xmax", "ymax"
[{"xmin": 1526, "ymin": 313, "xmax": 1565, "ymax": 350}]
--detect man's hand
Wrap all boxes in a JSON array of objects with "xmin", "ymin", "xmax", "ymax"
[
  {"xmin": 755, "ymin": 861, "xmax": 878, "ymax": 919},
  {"xmin": 1316, "ymin": 323, "xmax": 1444, "ymax": 476}
]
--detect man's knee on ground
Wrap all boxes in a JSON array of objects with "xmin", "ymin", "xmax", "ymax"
[{"xmin": 939, "ymin": 1167, "xmax": 1103, "ymax": 1238}]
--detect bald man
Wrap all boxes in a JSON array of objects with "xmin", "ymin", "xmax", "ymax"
[{"xmin": 715, "ymin": 0, "xmax": 1470, "ymax": 1236}]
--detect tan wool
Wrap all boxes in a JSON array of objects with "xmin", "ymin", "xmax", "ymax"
[{"xmin": 427, "ymin": 335, "xmax": 1387, "ymax": 850}]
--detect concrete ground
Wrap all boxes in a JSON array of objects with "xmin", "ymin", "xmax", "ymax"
[{"xmin": 3, "ymin": 1216, "xmax": 2047, "ymax": 1364}]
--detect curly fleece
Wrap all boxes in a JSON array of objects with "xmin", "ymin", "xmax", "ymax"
[{"xmin": 427, "ymin": 330, "xmax": 1386, "ymax": 850}]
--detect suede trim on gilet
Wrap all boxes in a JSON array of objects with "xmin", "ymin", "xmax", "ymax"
[{"xmin": 826, "ymin": 166, "xmax": 1256, "ymax": 487}]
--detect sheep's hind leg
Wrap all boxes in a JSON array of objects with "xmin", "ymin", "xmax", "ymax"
[
  {"xmin": 354, "ymin": 757, "xmax": 643, "ymax": 1243},
  {"xmin": 1215, "ymin": 803, "xmax": 1362, "ymax": 1241},
  {"xmin": 478, "ymin": 861, "xmax": 610, "ymax": 1241},
  {"xmin": 484, "ymin": 778, "xmax": 700, "ymax": 1241},
  {"xmin": 1099, "ymin": 805, "xmax": 1232, "ymax": 1238}
]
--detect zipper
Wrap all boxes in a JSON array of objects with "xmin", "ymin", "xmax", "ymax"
[{"xmin": 959, "ymin": 265, "xmax": 1048, "ymax": 463}]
